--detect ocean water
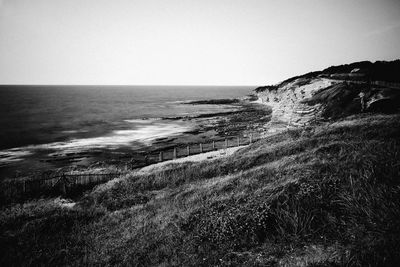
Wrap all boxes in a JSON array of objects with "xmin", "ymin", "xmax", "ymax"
[{"xmin": 0, "ymin": 85, "xmax": 252, "ymax": 175}]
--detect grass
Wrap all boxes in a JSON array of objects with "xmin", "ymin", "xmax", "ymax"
[{"xmin": 1, "ymin": 113, "xmax": 400, "ymax": 266}]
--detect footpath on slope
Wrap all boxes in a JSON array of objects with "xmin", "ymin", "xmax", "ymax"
[{"xmin": 136, "ymin": 145, "xmax": 247, "ymax": 175}]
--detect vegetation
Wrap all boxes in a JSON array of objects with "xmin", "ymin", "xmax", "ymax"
[
  {"xmin": 322, "ymin": 60, "xmax": 400, "ymax": 82},
  {"xmin": 254, "ymin": 85, "xmax": 279, "ymax": 93},
  {"xmin": 302, "ymin": 82, "xmax": 400, "ymax": 118},
  {"xmin": 302, "ymin": 82, "xmax": 364, "ymax": 119},
  {"xmin": 255, "ymin": 60, "xmax": 400, "ymax": 94},
  {"xmin": 1, "ymin": 113, "xmax": 400, "ymax": 266}
]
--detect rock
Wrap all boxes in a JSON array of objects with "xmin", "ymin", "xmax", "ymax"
[{"xmin": 255, "ymin": 76, "xmax": 400, "ymax": 129}]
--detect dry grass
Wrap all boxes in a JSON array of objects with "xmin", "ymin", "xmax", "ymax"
[{"xmin": 1, "ymin": 113, "xmax": 400, "ymax": 266}]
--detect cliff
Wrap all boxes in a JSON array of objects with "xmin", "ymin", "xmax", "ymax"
[{"xmin": 255, "ymin": 60, "xmax": 400, "ymax": 131}]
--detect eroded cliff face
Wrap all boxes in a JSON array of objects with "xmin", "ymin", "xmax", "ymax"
[
  {"xmin": 254, "ymin": 60, "xmax": 400, "ymax": 131},
  {"xmin": 255, "ymin": 78, "xmax": 338, "ymax": 130},
  {"xmin": 255, "ymin": 76, "xmax": 400, "ymax": 132}
]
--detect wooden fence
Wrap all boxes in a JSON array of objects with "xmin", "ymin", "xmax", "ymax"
[
  {"xmin": 0, "ymin": 132, "xmax": 261, "ymax": 200},
  {"xmin": 156, "ymin": 133, "xmax": 259, "ymax": 162},
  {"xmin": 0, "ymin": 172, "xmax": 124, "ymax": 200}
]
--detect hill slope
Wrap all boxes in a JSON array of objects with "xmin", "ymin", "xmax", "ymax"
[{"xmin": 1, "ymin": 113, "xmax": 400, "ymax": 266}]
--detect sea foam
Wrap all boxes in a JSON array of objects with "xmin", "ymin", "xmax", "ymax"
[
  {"xmin": 0, "ymin": 122, "xmax": 191, "ymax": 163},
  {"xmin": 0, "ymin": 148, "xmax": 33, "ymax": 165},
  {"xmin": 45, "ymin": 123, "xmax": 190, "ymax": 152}
]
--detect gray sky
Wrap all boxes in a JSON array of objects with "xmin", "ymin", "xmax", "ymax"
[{"xmin": 0, "ymin": 0, "xmax": 399, "ymax": 85}]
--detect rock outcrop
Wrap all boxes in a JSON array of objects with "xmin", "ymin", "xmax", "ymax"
[
  {"xmin": 255, "ymin": 78, "xmax": 338, "ymax": 130},
  {"xmin": 255, "ymin": 60, "xmax": 400, "ymax": 132}
]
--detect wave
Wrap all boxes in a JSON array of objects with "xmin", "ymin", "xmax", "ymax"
[
  {"xmin": 123, "ymin": 118, "xmax": 162, "ymax": 124},
  {"xmin": 60, "ymin": 130, "xmax": 89, "ymax": 134},
  {"xmin": 0, "ymin": 122, "xmax": 192, "ymax": 164},
  {"xmin": 0, "ymin": 148, "xmax": 33, "ymax": 165},
  {"xmin": 45, "ymin": 123, "xmax": 190, "ymax": 151}
]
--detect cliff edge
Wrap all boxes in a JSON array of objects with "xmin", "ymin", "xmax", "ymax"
[{"xmin": 255, "ymin": 60, "xmax": 400, "ymax": 131}]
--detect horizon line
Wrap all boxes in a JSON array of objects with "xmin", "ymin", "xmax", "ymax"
[{"xmin": 0, "ymin": 84, "xmax": 262, "ymax": 87}]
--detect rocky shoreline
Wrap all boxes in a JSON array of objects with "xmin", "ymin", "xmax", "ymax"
[{"xmin": 2, "ymin": 98, "xmax": 271, "ymax": 180}]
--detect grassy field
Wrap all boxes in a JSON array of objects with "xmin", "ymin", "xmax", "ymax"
[{"xmin": 1, "ymin": 113, "xmax": 400, "ymax": 266}]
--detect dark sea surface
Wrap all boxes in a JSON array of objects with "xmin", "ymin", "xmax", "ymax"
[{"xmin": 0, "ymin": 85, "xmax": 252, "ymax": 177}]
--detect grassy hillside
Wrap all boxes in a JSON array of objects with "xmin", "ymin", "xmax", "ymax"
[
  {"xmin": 321, "ymin": 60, "xmax": 400, "ymax": 82},
  {"xmin": 255, "ymin": 60, "xmax": 400, "ymax": 94},
  {"xmin": 1, "ymin": 113, "xmax": 400, "ymax": 266}
]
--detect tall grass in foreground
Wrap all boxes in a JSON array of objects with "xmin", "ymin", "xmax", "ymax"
[{"xmin": 1, "ymin": 113, "xmax": 400, "ymax": 266}]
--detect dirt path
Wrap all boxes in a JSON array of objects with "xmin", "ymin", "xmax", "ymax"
[{"xmin": 136, "ymin": 145, "xmax": 247, "ymax": 174}]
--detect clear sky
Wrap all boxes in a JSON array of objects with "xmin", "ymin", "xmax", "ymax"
[{"xmin": 0, "ymin": 0, "xmax": 399, "ymax": 85}]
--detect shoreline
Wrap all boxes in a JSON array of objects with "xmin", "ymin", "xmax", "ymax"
[{"xmin": 0, "ymin": 98, "xmax": 271, "ymax": 180}]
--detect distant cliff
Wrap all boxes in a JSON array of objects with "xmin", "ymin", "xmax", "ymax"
[{"xmin": 255, "ymin": 60, "xmax": 400, "ymax": 130}]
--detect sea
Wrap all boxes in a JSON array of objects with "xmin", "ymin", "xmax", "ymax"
[{"xmin": 0, "ymin": 85, "xmax": 253, "ymax": 178}]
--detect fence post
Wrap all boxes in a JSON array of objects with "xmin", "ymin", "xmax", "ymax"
[
  {"xmin": 61, "ymin": 174, "xmax": 67, "ymax": 195},
  {"xmin": 159, "ymin": 151, "xmax": 163, "ymax": 162},
  {"xmin": 249, "ymin": 133, "xmax": 253, "ymax": 144},
  {"xmin": 173, "ymin": 147, "xmax": 177, "ymax": 159},
  {"xmin": 83, "ymin": 245, "xmax": 88, "ymax": 265},
  {"xmin": 200, "ymin": 143, "xmax": 203, "ymax": 153},
  {"xmin": 237, "ymin": 136, "xmax": 240, "ymax": 146},
  {"xmin": 225, "ymin": 139, "xmax": 228, "ymax": 148},
  {"xmin": 22, "ymin": 180, "xmax": 26, "ymax": 193},
  {"xmin": 212, "ymin": 141, "xmax": 215, "ymax": 150},
  {"xmin": 187, "ymin": 145, "xmax": 190, "ymax": 156}
]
